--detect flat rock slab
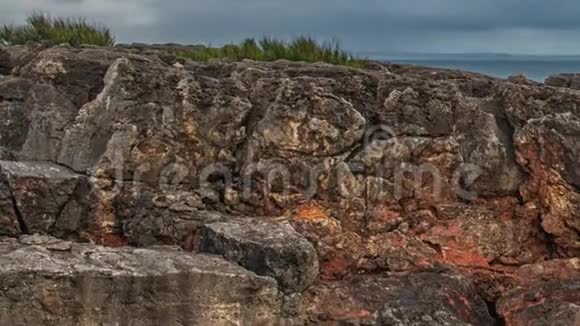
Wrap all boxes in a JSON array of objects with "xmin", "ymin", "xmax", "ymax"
[
  {"xmin": 0, "ymin": 160, "xmax": 82, "ymax": 181},
  {"xmin": 198, "ymin": 218, "xmax": 319, "ymax": 294},
  {"xmin": 0, "ymin": 236, "xmax": 280, "ymax": 326}
]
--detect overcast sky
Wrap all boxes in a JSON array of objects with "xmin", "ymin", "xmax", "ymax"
[{"xmin": 2, "ymin": 0, "xmax": 580, "ymax": 55}]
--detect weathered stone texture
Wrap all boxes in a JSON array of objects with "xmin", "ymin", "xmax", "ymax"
[
  {"xmin": 0, "ymin": 44, "xmax": 579, "ymax": 325},
  {"xmin": 0, "ymin": 236, "xmax": 281, "ymax": 326},
  {"xmin": 198, "ymin": 218, "xmax": 319, "ymax": 293}
]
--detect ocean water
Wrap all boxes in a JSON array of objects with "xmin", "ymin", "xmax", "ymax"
[{"xmin": 367, "ymin": 53, "xmax": 580, "ymax": 82}]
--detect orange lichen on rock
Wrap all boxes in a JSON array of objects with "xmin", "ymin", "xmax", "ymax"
[
  {"xmin": 287, "ymin": 202, "xmax": 344, "ymax": 236},
  {"xmin": 290, "ymin": 203, "xmax": 332, "ymax": 222},
  {"xmin": 515, "ymin": 121, "xmax": 580, "ymax": 257}
]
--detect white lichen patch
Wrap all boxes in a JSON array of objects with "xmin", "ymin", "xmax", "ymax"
[{"xmin": 34, "ymin": 59, "xmax": 67, "ymax": 78}]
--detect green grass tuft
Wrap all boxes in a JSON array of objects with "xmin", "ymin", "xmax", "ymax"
[
  {"xmin": 0, "ymin": 13, "xmax": 115, "ymax": 46},
  {"xmin": 1, "ymin": 15, "xmax": 364, "ymax": 67},
  {"xmin": 174, "ymin": 37, "xmax": 366, "ymax": 67}
]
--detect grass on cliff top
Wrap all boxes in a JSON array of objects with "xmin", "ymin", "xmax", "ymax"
[
  {"xmin": 0, "ymin": 14, "xmax": 115, "ymax": 47},
  {"xmin": 174, "ymin": 37, "xmax": 367, "ymax": 67},
  {"xmin": 1, "ymin": 14, "xmax": 364, "ymax": 67}
]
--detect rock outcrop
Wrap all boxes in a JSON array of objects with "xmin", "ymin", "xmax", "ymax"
[
  {"xmin": 197, "ymin": 219, "xmax": 319, "ymax": 294},
  {"xmin": 0, "ymin": 235, "xmax": 280, "ymax": 326},
  {"xmin": 303, "ymin": 271, "xmax": 496, "ymax": 325},
  {"xmin": 496, "ymin": 258, "xmax": 580, "ymax": 325},
  {"xmin": 545, "ymin": 73, "xmax": 580, "ymax": 90},
  {"xmin": 0, "ymin": 44, "xmax": 579, "ymax": 325}
]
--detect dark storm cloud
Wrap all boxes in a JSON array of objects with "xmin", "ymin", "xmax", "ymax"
[{"xmin": 2, "ymin": 0, "xmax": 580, "ymax": 53}]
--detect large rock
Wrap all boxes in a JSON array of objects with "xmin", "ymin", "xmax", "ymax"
[
  {"xmin": 495, "ymin": 258, "xmax": 580, "ymax": 325},
  {"xmin": 0, "ymin": 77, "xmax": 78, "ymax": 161},
  {"xmin": 513, "ymin": 258, "xmax": 580, "ymax": 284},
  {"xmin": 0, "ymin": 44, "xmax": 41, "ymax": 75},
  {"xmin": 420, "ymin": 202, "xmax": 549, "ymax": 268},
  {"xmin": 0, "ymin": 176, "xmax": 19, "ymax": 236},
  {"xmin": 198, "ymin": 218, "xmax": 319, "ymax": 293},
  {"xmin": 303, "ymin": 272, "xmax": 495, "ymax": 325},
  {"xmin": 0, "ymin": 46, "xmax": 10, "ymax": 75},
  {"xmin": 545, "ymin": 73, "xmax": 580, "ymax": 89},
  {"xmin": 494, "ymin": 81, "xmax": 580, "ymax": 128},
  {"xmin": 241, "ymin": 76, "xmax": 367, "ymax": 158},
  {"xmin": 373, "ymin": 78, "xmax": 524, "ymax": 197},
  {"xmin": 15, "ymin": 46, "xmax": 160, "ymax": 107},
  {"xmin": 383, "ymin": 62, "xmax": 497, "ymax": 98},
  {"xmin": 507, "ymin": 73, "xmax": 542, "ymax": 86},
  {"xmin": 0, "ymin": 147, "xmax": 15, "ymax": 160},
  {"xmin": 114, "ymin": 184, "xmax": 226, "ymax": 247},
  {"xmin": 56, "ymin": 56, "xmax": 251, "ymax": 178},
  {"xmin": 0, "ymin": 161, "xmax": 89, "ymax": 236},
  {"xmin": 497, "ymin": 280, "xmax": 580, "ymax": 326},
  {"xmin": 515, "ymin": 113, "xmax": 580, "ymax": 257},
  {"xmin": 0, "ymin": 236, "xmax": 281, "ymax": 326},
  {"xmin": 2, "ymin": 44, "xmax": 580, "ymax": 325}
]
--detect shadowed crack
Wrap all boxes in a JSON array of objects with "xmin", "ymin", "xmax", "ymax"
[
  {"xmin": 542, "ymin": 229, "xmax": 560, "ymax": 260},
  {"xmin": 0, "ymin": 95, "xmax": 26, "ymax": 103},
  {"xmin": 421, "ymin": 239, "xmax": 443, "ymax": 256},
  {"xmin": 7, "ymin": 184, "xmax": 29, "ymax": 235},
  {"xmin": 484, "ymin": 299, "xmax": 506, "ymax": 326}
]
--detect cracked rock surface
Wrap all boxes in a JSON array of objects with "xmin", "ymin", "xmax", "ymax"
[
  {"xmin": 198, "ymin": 218, "xmax": 319, "ymax": 294},
  {"xmin": 0, "ymin": 44, "xmax": 579, "ymax": 325},
  {"xmin": 0, "ymin": 236, "xmax": 280, "ymax": 326}
]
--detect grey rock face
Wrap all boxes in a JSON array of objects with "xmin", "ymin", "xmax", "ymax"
[
  {"xmin": 507, "ymin": 73, "xmax": 542, "ymax": 86},
  {"xmin": 545, "ymin": 73, "xmax": 580, "ymax": 89},
  {"xmin": 0, "ymin": 46, "xmax": 10, "ymax": 75},
  {"xmin": 198, "ymin": 218, "xmax": 319, "ymax": 293},
  {"xmin": 56, "ymin": 57, "xmax": 251, "ymax": 179},
  {"xmin": 515, "ymin": 113, "xmax": 580, "ymax": 257},
  {"xmin": 497, "ymin": 280, "xmax": 580, "ymax": 326},
  {"xmin": 246, "ymin": 77, "xmax": 367, "ymax": 158},
  {"xmin": 115, "ymin": 184, "xmax": 227, "ymax": 247},
  {"xmin": 0, "ymin": 176, "xmax": 19, "ymax": 236},
  {"xmin": 0, "ymin": 237, "xmax": 281, "ymax": 326},
  {"xmin": 0, "ymin": 45, "xmax": 42, "ymax": 75},
  {"xmin": 16, "ymin": 47, "xmax": 161, "ymax": 107},
  {"xmin": 0, "ymin": 77, "xmax": 79, "ymax": 161},
  {"xmin": 304, "ymin": 272, "xmax": 495, "ymax": 325},
  {"xmin": 0, "ymin": 44, "xmax": 580, "ymax": 325},
  {"xmin": 0, "ymin": 147, "xmax": 14, "ymax": 160},
  {"xmin": 0, "ymin": 161, "xmax": 89, "ymax": 236}
]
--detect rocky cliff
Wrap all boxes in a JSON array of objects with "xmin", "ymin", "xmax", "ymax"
[
  {"xmin": 545, "ymin": 73, "xmax": 580, "ymax": 90},
  {"xmin": 0, "ymin": 44, "xmax": 579, "ymax": 326}
]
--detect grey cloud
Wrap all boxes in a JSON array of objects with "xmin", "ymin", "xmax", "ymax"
[{"xmin": 2, "ymin": 0, "xmax": 580, "ymax": 53}]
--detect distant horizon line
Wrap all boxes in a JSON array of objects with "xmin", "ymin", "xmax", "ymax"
[
  {"xmin": 110, "ymin": 42, "xmax": 580, "ymax": 57},
  {"xmin": 358, "ymin": 51, "xmax": 580, "ymax": 57}
]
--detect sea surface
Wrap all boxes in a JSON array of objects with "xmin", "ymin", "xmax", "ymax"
[{"xmin": 366, "ymin": 53, "xmax": 580, "ymax": 82}]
